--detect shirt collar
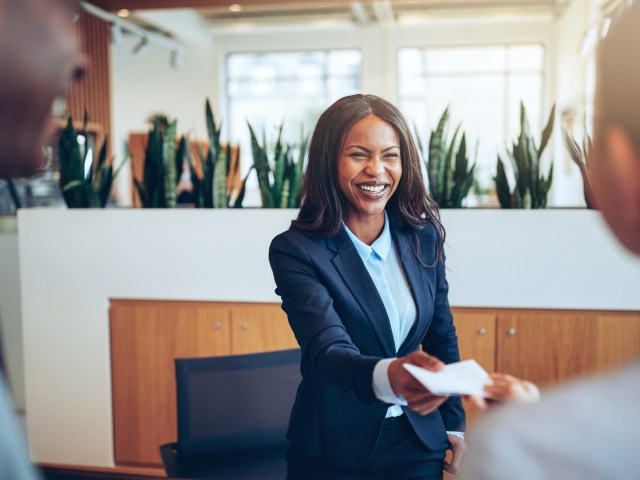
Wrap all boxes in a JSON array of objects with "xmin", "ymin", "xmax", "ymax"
[{"xmin": 343, "ymin": 211, "xmax": 392, "ymax": 263}]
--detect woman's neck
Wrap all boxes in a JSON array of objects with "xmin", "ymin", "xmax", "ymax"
[{"xmin": 345, "ymin": 213, "xmax": 385, "ymax": 245}]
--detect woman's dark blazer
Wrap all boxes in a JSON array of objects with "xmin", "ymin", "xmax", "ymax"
[{"xmin": 268, "ymin": 214, "xmax": 465, "ymax": 470}]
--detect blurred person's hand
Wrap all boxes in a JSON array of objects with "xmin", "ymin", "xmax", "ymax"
[{"xmin": 464, "ymin": 373, "xmax": 540, "ymax": 410}]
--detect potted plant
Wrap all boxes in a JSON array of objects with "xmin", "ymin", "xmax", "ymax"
[
  {"xmin": 494, "ymin": 102, "xmax": 555, "ymax": 208},
  {"xmin": 416, "ymin": 107, "xmax": 476, "ymax": 208}
]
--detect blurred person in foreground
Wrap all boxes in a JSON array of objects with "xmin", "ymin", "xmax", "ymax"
[
  {"xmin": 461, "ymin": 4, "xmax": 640, "ymax": 479},
  {"xmin": 0, "ymin": 0, "xmax": 85, "ymax": 477}
]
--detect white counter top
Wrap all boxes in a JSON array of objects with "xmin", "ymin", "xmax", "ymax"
[{"xmin": 16, "ymin": 209, "xmax": 640, "ymax": 467}]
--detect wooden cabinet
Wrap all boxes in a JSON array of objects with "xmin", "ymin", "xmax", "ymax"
[
  {"xmin": 109, "ymin": 300, "xmax": 297, "ymax": 467},
  {"xmin": 451, "ymin": 308, "xmax": 640, "ymax": 426},
  {"xmin": 451, "ymin": 308, "xmax": 497, "ymax": 424},
  {"xmin": 110, "ymin": 302, "xmax": 639, "ymax": 469},
  {"xmin": 495, "ymin": 310, "xmax": 640, "ymax": 389}
]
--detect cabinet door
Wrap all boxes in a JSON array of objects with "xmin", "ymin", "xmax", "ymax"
[
  {"xmin": 110, "ymin": 300, "xmax": 231, "ymax": 467},
  {"xmin": 497, "ymin": 310, "xmax": 640, "ymax": 390},
  {"xmin": 451, "ymin": 308, "xmax": 496, "ymax": 425},
  {"xmin": 496, "ymin": 311, "xmax": 599, "ymax": 388},
  {"xmin": 230, "ymin": 303, "xmax": 299, "ymax": 354},
  {"xmin": 452, "ymin": 308, "xmax": 496, "ymax": 371},
  {"xmin": 596, "ymin": 312, "xmax": 640, "ymax": 372}
]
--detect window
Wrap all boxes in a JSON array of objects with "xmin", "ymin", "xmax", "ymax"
[
  {"xmin": 226, "ymin": 50, "xmax": 362, "ymax": 205},
  {"xmin": 397, "ymin": 44, "xmax": 545, "ymax": 191}
]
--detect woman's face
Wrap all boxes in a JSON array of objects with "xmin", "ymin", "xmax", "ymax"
[{"xmin": 337, "ymin": 114, "xmax": 402, "ymax": 224}]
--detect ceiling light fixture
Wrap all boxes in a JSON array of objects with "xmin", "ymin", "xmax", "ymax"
[
  {"xmin": 170, "ymin": 49, "xmax": 183, "ymax": 70},
  {"xmin": 229, "ymin": 4, "xmax": 242, "ymax": 12},
  {"xmin": 80, "ymin": 2, "xmax": 184, "ymax": 66},
  {"xmin": 372, "ymin": 1, "xmax": 395, "ymax": 24},
  {"xmin": 110, "ymin": 22, "xmax": 123, "ymax": 46},
  {"xmin": 117, "ymin": 9, "xmax": 130, "ymax": 17},
  {"xmin": 350, "ymin": 2, "xmax": 370, "ymax": 24},
  {"xmin": 132, "ymin": 37, "xmax": 149, "ymax": 58}
]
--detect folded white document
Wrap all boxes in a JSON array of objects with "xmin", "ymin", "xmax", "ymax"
[{"xmin": 403, "ymin": 359, "xmax": 490, "ymax": 397}]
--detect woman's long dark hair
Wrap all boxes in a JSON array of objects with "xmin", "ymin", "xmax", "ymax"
[{"xmin": 292, "ymin": 94, "xmax": 445, "ymax": 263}]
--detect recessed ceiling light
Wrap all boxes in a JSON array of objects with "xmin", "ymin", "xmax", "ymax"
[
  {"xmin": 229, "ymin": 4, "xmax": 242, "ymax": 12},
  {"xmin": 117, "ymin": 9, "xmax": 130, "ymax": 17}
]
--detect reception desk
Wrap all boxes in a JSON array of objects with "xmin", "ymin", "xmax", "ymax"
[{"xmin": 17, "ymin": 209, "xmax": 640, "ymax": 469}]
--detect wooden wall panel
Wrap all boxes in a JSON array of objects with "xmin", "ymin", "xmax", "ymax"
[{"xmin": 69, "ymin": 10, "xmax": 111, "ymax": 157}]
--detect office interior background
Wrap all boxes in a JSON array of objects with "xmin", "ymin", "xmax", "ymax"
[{"xmin": 1, "ymin": 0, "xmax": 640, "ymax": 477}]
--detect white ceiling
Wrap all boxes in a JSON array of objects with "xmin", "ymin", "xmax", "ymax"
[
  {"xmin": 196, "ymin": 0, "xmax": 568, "ymax": 25},
  {"xmin": 130, "ymin": 0, "xmax": 570, "ymax": 44}
]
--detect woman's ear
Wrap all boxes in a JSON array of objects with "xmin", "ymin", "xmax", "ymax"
[{"xmin": 594, "ymin": 124, "xmax": 640, "ymax": 254}]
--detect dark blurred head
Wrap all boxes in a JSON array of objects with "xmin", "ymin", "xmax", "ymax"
[
  {"xmin": 591, "ymin": 2, "xmax": 640, "ymax": 254},
  {"xmin": 0, "ymin": 0, "xmax": 84, "ymax": 178},
  {"xmin": 294, "ymin": 93, "xmax": 441, "ymax": 238}
]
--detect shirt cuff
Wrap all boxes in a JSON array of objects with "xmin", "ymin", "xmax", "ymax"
[
  {"xmin": 372, "ymin": 358, "xmax": 408, "ymax": 406},
  {"xmin": 447, "ymin": 431, "xmax": 465, "ymax": 439}
]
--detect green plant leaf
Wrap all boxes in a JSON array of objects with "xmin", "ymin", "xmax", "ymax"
[
  {"xmin": 495, "ymin": 156, "xmax": 512, "ymax": 209},
  {"xmin": 428, "ymin": 107, "xmax": 449, "ymax": 201},
  {"xmin": 537, "ymin": 104, "xmax": 556, "ymax": 158},
  {"xmin": 163, "ymin": 120, "xmax": 178, "ymax": 208},
  {"xmin": 233, "ymin": 165, "xmax": 254, "ymax": 208},
  {"xmin": 248, "ymin": 121, "xmax": 273, "ymax": 208},
  {"xmin": 272, "ymin": 124, "xmax": 286, "ymax": 207},
  {"xmin": 289, "ymin": 134, "xmax": 308, "ymax": 208},
  {"xmin": 213, "ymin": 148, "xmax": 228, "ymax": 208}
]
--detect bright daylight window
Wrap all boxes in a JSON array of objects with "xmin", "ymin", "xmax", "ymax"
[
  {"xmin": 397, "ymin": 44, "xmax": 545, "ymax": 196},
  {"xmin": 226, "ymin": 50, "xmax": 362, "ymax": 205}
]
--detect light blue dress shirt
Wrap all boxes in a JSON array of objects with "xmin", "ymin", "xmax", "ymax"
[
  {"xmin": 343, "ymin": 212, "xmax": 416, "ymax": 418},
  {"xmin": 344, "ymin": 213, "xmax": 465, "ymax": 439}
]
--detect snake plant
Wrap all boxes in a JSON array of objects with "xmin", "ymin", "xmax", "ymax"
[
  {"xmin": 416, "ymin": 107, "xmax": 476, "ymax": 208},
  {"xmin": 189, "ymin": 99, "xmax": 251, "ymax": 208},
  {"xmin": 247, "ymin": 122, "xmax": 308, "ymax": 208},
  {"xmin": 562, "ymin": 126, "xmax": 593, "ymax": 208},
  {"xmin": 495, "ymin": 102, "xmax": 555, "ymax": 209},
  {"xmin": 134, "ymin": 115, "xmax": 178, "ymax": 208},
  {"xmin": 58, "ymin": 113, "xmax": 126, "ymax": 208}
]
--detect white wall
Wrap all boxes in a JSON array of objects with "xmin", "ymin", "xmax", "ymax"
[
  {"xmin": 0, "ymin": 220, "xmax": 24, "ymax": 411},
  {"xmin": 110, "ymin": 35, "xmax": 216, "ymax": 206},
  {"xmin": 18, "ymin": 209, "xmax": 640, "ymax": 467},
  {"xmin": 551, "ymin": 0, "xmax": 591, "ymax": 206}
]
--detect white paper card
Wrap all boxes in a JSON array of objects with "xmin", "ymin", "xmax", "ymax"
[{"xmin": 403, "ymin": 359, "xmax": 490, "ymax": 397}]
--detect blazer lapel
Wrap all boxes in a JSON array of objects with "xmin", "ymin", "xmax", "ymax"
[
  {"xmin": 328, "ymin": 229, "xmax": 396, "ymax": 357},
  {"xmin": 391, "ymin": 225, "xmax": 435, "ymax": 356}
]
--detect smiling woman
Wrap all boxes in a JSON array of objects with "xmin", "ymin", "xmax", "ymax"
[
  {"xmin": 338, "ymin": 115, "xmax": 402, "ymax": 244},
  {"xmin": 268, "ymin": 94, "xmax": 466, "ymax": 480}
]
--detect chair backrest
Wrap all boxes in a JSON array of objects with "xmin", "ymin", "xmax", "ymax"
[{"xmin": 175, "ymin": 348, "xmax": 301, "ymax": 458}]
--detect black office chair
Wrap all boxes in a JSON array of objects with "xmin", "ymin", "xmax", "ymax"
[{"xmin": 160, "ymin": 348, "xmax": 301, "ymax": 480}]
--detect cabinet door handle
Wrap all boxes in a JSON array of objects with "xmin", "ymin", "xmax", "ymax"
[
  {"xmin": 506, "ymin": 328, "xmax": 517, "ymax": 337},
  {"xmin": 213, "ymin": 322, "xmax": 222, "ymax": 330},
  {"xmin": 477, "ymin": 328, "xmax": 487, "ymax": 337},
  {"xmin": 239, "ymin": 322, "xmax": 249, "ymax": 330}
]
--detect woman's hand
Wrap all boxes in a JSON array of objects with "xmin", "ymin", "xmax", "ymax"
[
  {"xmin": 388, "ymin": 351, "xmax": 448, "ymax": 415},
  {"xmin": 444, "ymin": 433, "xmax": 467, "ymax": 475}
]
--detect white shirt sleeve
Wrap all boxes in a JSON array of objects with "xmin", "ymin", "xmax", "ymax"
[{"xmin": 372, "ymin": 358, "xmax": 408, "ymax": 405}]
